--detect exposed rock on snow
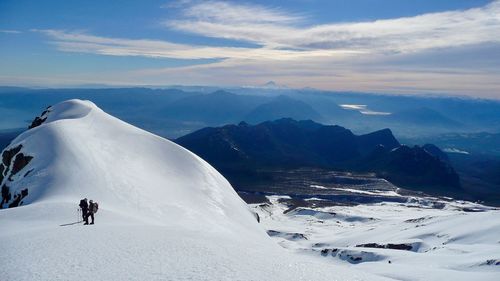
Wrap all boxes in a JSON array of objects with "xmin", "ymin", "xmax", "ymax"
[
  {"xmin": 267, "ymin": 229, "xmax": 308, "ymax": 241},
  {"xmin": 251, "ymin": 195, "xmax": 500, "ymax": 281},
  {"xmin": 10, "ymin": 153, "xmax": 33, "ymax": 179},
  {"xmin": 0, "ymin": 143, "xmax": 34, "ymax": 208},
  {"xmin": 482, "ymin": 259, "xmax": 500, "ymax": 266},
  {"xmin": 28, "ymin": 106, "xmax": 51, "ymax": 129},
  {"xmin": 2, "ymin": 144, "xmax": 22, "ymax": 166},
  {"xmin": 356, "ymin": 242, "xmax": 415, "ymax": 251}
]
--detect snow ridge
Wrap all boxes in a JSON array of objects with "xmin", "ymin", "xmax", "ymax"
[{"xmin": 0, "ymin": 100, "xmax": 386, "ymax": 281}]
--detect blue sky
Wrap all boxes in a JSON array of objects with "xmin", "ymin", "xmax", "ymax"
[{"xmin": 0, "ymin": 0, "xmax": 499, "ymax": 98}]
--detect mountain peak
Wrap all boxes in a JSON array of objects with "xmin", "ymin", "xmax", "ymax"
[
  {"xmin": 261, "ymin": 81, "xmax": 288, "ymax": 89},
  {"xmin": 1, "ymin": 99, "xmax": 261, "ymax": 233},
  {"xmin": 1, "ymin": 100, "xmax": 388, "ymax": 281}
]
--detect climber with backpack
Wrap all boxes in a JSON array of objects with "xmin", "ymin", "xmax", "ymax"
[
  {"xmin": 84, "ymin": 199, "xmax": 99, "ymax": 225},
  {"xmin": 79, "ymin": 198, "xmax": 88, "ymax": 222}
]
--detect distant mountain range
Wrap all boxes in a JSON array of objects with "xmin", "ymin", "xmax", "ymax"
[
  {"xmin": 2, "ymin": 87, "xmax": 499, "ymax": 139},
  {"xmin": 244, "ymin": 95, "xmax": 323, "ymax": 124},
  {"xmin": 176, "ymin": 119, "xmax": 460, "ymax": 194},
  {"xmin": 0, "ymin": 86, "xmax": 498, "ymax": 201},
  {"xmin": 158, "ymin": 90, "xmax": 266, "ymax": 124}
]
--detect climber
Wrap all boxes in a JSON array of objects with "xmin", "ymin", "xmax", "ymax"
[
  {"xmin": 84, "ymin": 199, "xmax": 99, "ymax": 225},
  {"xmin": 79, "ymin": 198, "xmax": 88, "ymax": 222}
]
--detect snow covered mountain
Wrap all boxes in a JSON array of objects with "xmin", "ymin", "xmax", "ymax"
[{"xmin": 0, "ymin": 100, "xmax": 386, "ymax": 280}]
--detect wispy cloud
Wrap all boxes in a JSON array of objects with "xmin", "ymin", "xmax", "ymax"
[
  {"xmin": 39, "ymin": 1, "xmax": 500, "ymax": 61},
  {"xmin": 168, "ymin": 0, "xmax": 500, "ymax": 53},
  {"xmin": 32, "ymin": 0, "xmax": 500, "ymax": 98},
  {"xmin": 0, "ymin": 29, "xmax": 22, "ymax": 34},
  {"xmin": 38, "ymin": 29, "xmax": 361, "ymax": 60},
  {"xmin": 180, "ymin": 1, "xmax": 302, "ymax": 25}
]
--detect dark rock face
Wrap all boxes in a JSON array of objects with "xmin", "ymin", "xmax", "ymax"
[
  {"xmin": 254, "ymin": 212, "xmax": 260, "ymax": 223},
  {"xmin": 320, "ymin": 248, "xmax": 339, "ymax": 256},
  {"xmin": 29, "ymin": 116, "xmax": 47, "ymax": 129},
  {"xmin": 1, "ymin": 106, "xmax": 51, "ymax": 208},
  {"xmin": 176, "ymin": 119, "xmax": 460, "ymax": 192},
  {"xmin": 0, "ymin": 164, "xmax": 4, "ymax": 183},
  {"xmin": 483, "ymin": 259, "xmax": 500, "ymax": 266},
  {"xmin": 349, "ymin": 256, "xmax": 363, "ymax": 262},
  {"xmin": 10, "ymin": 153, "xmax": 33, "ymax": 179},
  {"xmin": 0, "ymin": 143, "xmax": 34, "ymax": 209},
  {"xmin": 28, "ymin": 106, "xmax": 51, "ymax": 129},
  {"xmin": 404, "ymin": 216, "xmax": 433, "ymax": 223},
  {"xmin": 267, "ymin": 229, "xmax": 308, "ymax": 240},
  {"xmin": 2, "ymin": 144, "xmax": 22, "ymax": 166},
  {"xmin": 176, "ymin": 118, "xmax": 391, "ymax": 169},
  {"xmin": 8, "ymin": 188, "xmax": 28, "ymax": 208},
  {"xmin": 1, "ymin": 184, "xmax": 11, "ymax": 205},
  {"xmin": 357, "ymin": 128, "xmax": 400, "ymax": 156},
  {"xmin": 366, "ymin": 145, "xmax": 460, "ymax": 189},
  {"xmin": 356, "ymin": 243, "xmax": 413, "ymax": 251}
]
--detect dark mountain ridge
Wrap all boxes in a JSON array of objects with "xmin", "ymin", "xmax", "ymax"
[{"xmin": 176, "ymin": 119, "xmax": 460, "ymax": 194}]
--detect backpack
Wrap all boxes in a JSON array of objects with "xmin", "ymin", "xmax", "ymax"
[{"xmin": 93, "ymin": 202, "xmax": 99, "ymax": 213}]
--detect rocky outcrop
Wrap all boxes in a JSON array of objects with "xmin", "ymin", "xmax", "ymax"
[
  {"xmin": 482, "ymin": 259, "xmax": 500, "ymax": 266},
  {"xmin": 318, "ymin": 248, "xmax": 386, "ymax": 264},
  {"xmin": 28, "ymin": 106, "xmax": 51, "ymax": 129},
  {"xmin": 2, "ymin": 144, "xmax": 22, "ymax": 166},
  {"xmin": 0, "ymin": 106, "xmax": 50, "ymax": 208},
  {"xmin": 0, "ymin": 164, "xmax": 4, "ymax": 183},
  {"xmin": 357, "ymin": 128, "xmax": 400, "ymax": 156},
  {"xmin": 1, "ymin": 184, "xmax": 11, "ymax": 205},
  {"xmin": 267, "ymin": 229, "xmax": 308, "ymax": 241},
  {"xmin": 8, "ymin": 188, "xmax": 28, "ymax": 208},
  {"xmin": 356, "ymin": 243, "xmax": 413, "ymax": 251},
  {"xmin": 0, "ymin": 144, "xmax": 34, "ymax": 209},
  {"xmin": 9, "ymin": 153, "xmax": 33, "ymax": 180}
]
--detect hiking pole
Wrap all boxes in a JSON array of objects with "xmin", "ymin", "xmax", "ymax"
[{"xmin": 77, "ymin": 208, "xmax": 81, "ymax": 223}]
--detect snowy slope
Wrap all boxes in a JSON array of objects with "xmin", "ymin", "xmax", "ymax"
[
  {"xmin": 0, "ymin": 100, "xmax": 386, "ymax": 281},
  {"xmin": 252, "ymin": 196, "xmax": 500, "ymax": 281}
]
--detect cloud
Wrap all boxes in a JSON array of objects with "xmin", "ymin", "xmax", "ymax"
[
  {"xmin": 168, "ymin": 0, "xmax": 500, "ymax": 53},
  {"xmin": 0, "ymin": 29, "xmax": 21, "ymax": 34},
  {"xmin": 38, "ymin": 29, "xmax": 361, "ymax": 60},
  {"xmin": 180, "ymin": 1, "xmax": 302, "ymax": 25},
  {"xmin": 39, "ymin": 1, "xmax": 500, "ymax": 61},
  {"xmin": 32, "ymin": 1, "xmax": 500, "ymax": 98},
  {"xmin": 113, "ymin": 43, "xmax": 499, "ymax": 99}
]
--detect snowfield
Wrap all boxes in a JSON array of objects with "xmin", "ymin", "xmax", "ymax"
[
  {"xmin": 251, "ymin": 195, "xmax": 500, "ymax": 281},
  {"xmin": 0, "ymin": 100, "xmax": 387, "ymax": 281}
]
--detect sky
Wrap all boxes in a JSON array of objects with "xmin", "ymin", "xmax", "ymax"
[{"xmin": 0, "ymin": 0, "xmax": 499, "ymax": 99}]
